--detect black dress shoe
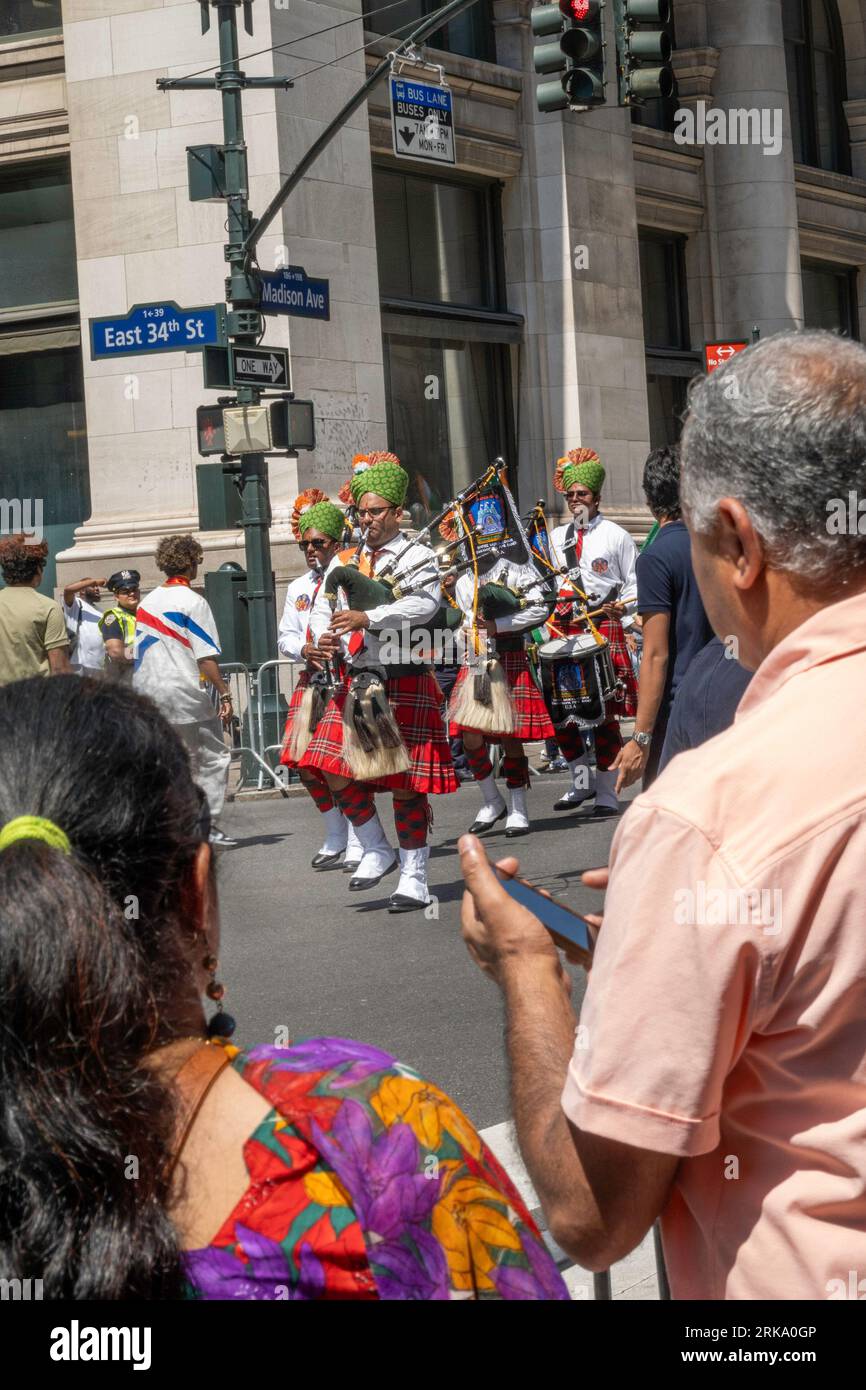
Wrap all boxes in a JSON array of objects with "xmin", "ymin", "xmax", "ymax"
[
  {"xmin": 467, "ymin": 806, "xmax": 507, "ymax": 835},
  {"xmin": 553, "ymin": 793, "xmax": 594, "ymax": 812},
  {"xmin": 388, "ymin": 893, "xmax": 428, "ymax": 914},
  {"xmin": 586, "ymin": 804, "xmax": 621, "ymax": 819},
  {"xmin": 349, "ymin": 860, "xmax": 397, "ymax": 891},
  {"xmin": 504, "ymin": 824, "xmax": 530, "ymax": 838},
  {"xmin": 311, "ymin": 850, "xmax": 344, "ymax": 869}
]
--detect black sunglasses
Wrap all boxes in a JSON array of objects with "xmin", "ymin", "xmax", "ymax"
[{"xmin": 298, "ymin": 538, "xmax": 330, "ymax": 550}]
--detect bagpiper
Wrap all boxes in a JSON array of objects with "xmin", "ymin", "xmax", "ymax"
[
  {"xmin": 300, "ymin": 453, "xmax": 457, "ymax": 912},
  {"xmin": 446, "ymin": 526, "xmax": 555, "ymax": 839},
  {"xmin": 278, "ymin": 489, "xmax": 364, "ymax": 874}
]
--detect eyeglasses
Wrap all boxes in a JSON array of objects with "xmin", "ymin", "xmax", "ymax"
[
  {"xmin": 356, "ymin": 505, "xmax": 395, "ymax": 520},
  {"xmin": 566, "ymin": 489, "xmax": 593, "ymax": 502},
  {"xmin": 298, "ymin": 538, "xmax": 330, "ymax": 550}
]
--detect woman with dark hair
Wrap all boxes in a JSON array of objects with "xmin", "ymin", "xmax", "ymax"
[{"xmin": 0, "ymin": 676, "xmax": 566, "ymax": 1301}]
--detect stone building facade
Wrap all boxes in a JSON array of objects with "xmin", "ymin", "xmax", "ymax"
[{"xmin": 1, "ymin": 0, "xmax": 865, "ymax": 598}]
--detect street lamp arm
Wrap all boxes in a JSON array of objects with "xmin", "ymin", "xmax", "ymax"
[{"xmin": 242, "ymin": 0, "xmax": 482, "ymax": 256}]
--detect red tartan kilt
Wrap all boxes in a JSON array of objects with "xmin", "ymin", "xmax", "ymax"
[
  {"xmin": 449, "ymin": 648, "xmax": 555, "ymax": 742},
  {"xmin": 278, "ymin": 671, "xmax": 311, "ymax": 768},
  {"xmin": 298, "ymin": 671, "xmax": 458, "ymax": 794},
  {"xmin": 562, "ymin": 616, "xmax": 638, "ymax": 718}
]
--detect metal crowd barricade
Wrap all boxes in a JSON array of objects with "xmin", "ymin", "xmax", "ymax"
[
  {"xmin": 243, "ymin": 657, "xmax": 305, "ymax": 792},
  {"xmin": 217, "ymin": 661, "xmax": 289, "ymax": 795}
]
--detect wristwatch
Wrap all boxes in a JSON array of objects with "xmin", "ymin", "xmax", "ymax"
[{"xmin": 631, "ymin": 730, "xmax": 652, "ymax": 749}]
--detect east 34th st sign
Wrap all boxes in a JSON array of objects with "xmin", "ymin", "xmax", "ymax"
[{"xmin": 89, "ymin": 302, "xmax": 226, "ymax": 358}]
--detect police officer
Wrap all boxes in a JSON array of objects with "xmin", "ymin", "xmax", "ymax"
[{"xmin": 99, "ymin": 570, "xmax": 140, "ymax": 679}]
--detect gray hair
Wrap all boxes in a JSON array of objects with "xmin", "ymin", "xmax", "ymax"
[{"xmin": 680, "ymin": 331, "xmax": 866, "ymax": 590}]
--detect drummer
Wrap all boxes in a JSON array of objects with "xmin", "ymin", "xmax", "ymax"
[{"xmin": 547, "ymin": 449, "xmax": 639, "ymax": 818}]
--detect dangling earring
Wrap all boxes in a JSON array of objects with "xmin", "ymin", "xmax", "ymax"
[{"xmin": 203, "ymin": 950, "xmax": 236, "ymax": 1039}]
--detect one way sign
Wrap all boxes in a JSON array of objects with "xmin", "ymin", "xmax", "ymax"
[{"xmin": 230, "ymin": 344, "xmax": 290, "ymax": 387}]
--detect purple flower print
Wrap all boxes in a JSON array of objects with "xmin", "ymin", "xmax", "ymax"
[
  {"xmin": 246, "ymin": 1037, "xmax": 398, "ymax": 1088},
  {"xmin": 493, "ymin": 1228, "xmax": 570, "ymax": 1301},
  {"xmin": 311, "ymin": 1100, "xmax": 439, "ymax": 1240},
  {"xmin": 370, "ymin": 1228, "xmax": 451, "ymax": 1301},
  {"xmin": 184, "ymin": 1226, "xmax": 326, "ymax": 1301}
]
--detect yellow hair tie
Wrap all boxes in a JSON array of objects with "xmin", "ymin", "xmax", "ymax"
[{"xmin": 0, "ymin": 816, "xmax": 71, "ymax": 856}]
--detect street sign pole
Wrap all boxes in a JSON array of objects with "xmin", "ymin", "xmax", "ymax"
[
  {"xmin": 216, "ymin": 1, "xmax": 274, "ymax": 677},
  {"xmin": 157, "ymin": 1, "xmax": 293, "ymax": 680}
]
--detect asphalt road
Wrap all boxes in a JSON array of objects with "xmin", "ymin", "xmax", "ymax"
[{"xmin": 217, "ymin": 768, "xmax": 629, "ymax": 1133}]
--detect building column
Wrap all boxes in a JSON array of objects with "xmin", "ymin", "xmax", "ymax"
[
  {"xmin": 493, "ymin": 0, "xmax": 652, "ymax": 524},
  {"xmin": 704, "ymin": 0, "xmax": 804, "ymax": 337}
]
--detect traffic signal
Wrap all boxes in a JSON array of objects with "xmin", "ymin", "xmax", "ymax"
[
  {"xmin": 531, "ymin": 0, "xmax": 606, "ymax": 114},
  {"xmin": 614, "ymin": 0, "xmax": 674, "ymax": 104}
]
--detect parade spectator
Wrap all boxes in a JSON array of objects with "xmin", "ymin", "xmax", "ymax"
[
  {"xmin": 62, "ymin": 575, "xmax": 107, "ymax": 676},
  {"xmin": 459, "ymin": 330, "xmax": 866, "ymax": 1300},
  {"xmin": 99, "ymin": 569, "xmax": 141, "ymax": 679},
  {"xmin": 614, "ymin": 445, "xmax": 712, "ymax": 789},
  {"xmin": 133, "ymin": 535, "xmax": 235, "ymax": 848},
  {"xmin": 0, "ymin": 535, "xmax": 69, "ymax": 686},
  {"xmin": 657, "ymin": 635, "xmax": 752, "ymax": 774},
  {"xmin": 0, "ymin": 675, "xmax": 567, "ymax": 1300}
]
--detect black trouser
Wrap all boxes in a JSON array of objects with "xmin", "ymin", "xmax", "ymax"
[{"xmin": 434, "ymin": 663, "xmax": 469, "ymax": 772}]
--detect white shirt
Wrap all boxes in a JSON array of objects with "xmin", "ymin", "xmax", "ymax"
[
  {"xmin": 310, "ymin": 533, "xmax": 440, "ymax": 670},
  {"xmin": 133, "ymin": 580, "xmax": 222, "ymax": 725},
  {"xmin": 549, "ymin": 513, "xmax": 638, "ymax": 623},
  {"xmin": 277, "ymin": 568, "xmax": 326, "ymax": 664},
  {"xmin": 63, "ymin": 596, "xmax": 105, "ymax": 672},
  {"xmin": 453, "ymin": 555, "xmax": 552, "ymax": 638}
]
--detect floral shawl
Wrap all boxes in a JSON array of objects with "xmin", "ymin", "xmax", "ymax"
[{"xmin": 182, "ymin": 1039, "xmax": 568, "ymax": 1301}]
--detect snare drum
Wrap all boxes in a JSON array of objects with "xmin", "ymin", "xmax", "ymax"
[{"xmin": 538, "ymin": 633, "xmax": 621, "ymax": 729}]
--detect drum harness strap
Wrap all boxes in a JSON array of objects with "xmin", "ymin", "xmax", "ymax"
[{"xmin": 555, "ymin": 522, "xmax": 605, "ymax": 648}]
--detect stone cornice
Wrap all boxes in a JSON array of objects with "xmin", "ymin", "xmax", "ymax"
[
  {"xmin": 367, "ymin": 112, "xmax": 522, "ymax": 177},
  {"xmin": 670, "ymin": 47, "xmax": 720, "ymax": 107},
  {"xmin": 631, "ymin": 124, "xmax": 703, "ymax": 171},
  {"xmin": 363, "ymin": 37, "xmax": 523, "ymax": 108},
  {"xmin": 794, "ymin": 161, "xmax": 866, "ymax": 210},
  {"xmin": 0, "ymin": 31, "xmax": 63, "ymax": 79}
]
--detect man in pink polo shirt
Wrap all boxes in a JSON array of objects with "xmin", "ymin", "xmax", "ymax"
[{"xmin": 459, "ymin": 330, "xmax": 866, "ymax": 1300}]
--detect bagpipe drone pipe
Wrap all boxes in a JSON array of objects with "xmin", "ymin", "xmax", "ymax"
[
  {"xmin": 440, "ymin": 471, "xmax": 559, "ymax": 735},
  {"xmin": 321, "ymin": 553, "xmax": 464, "ymax": 781}
]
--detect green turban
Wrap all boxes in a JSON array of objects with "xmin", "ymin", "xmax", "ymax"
[
  {"xmin": 348, "ymin": 452, "xmax": 408, "ymax": 508},
  {"xmin": 292, "ymin": 490, "xmax": 345, "ymax": 541},
  {"xmin": 555, "ymin": 449, "xmax": 606, "ymax": 496}
]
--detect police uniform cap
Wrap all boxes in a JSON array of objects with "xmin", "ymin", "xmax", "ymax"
[{"xmin": 107, "ymin": 569, "xmax": 141, "ymax": 592}]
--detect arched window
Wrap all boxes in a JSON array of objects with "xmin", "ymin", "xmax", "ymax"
[{"xmin": 783, "ymin": 0, "xmax": 850, "ymax": 173}]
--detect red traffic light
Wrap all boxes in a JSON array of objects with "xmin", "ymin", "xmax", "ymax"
[{"xmin": 559, "ymin": 0, "xmax": 599, "ymax": 18}]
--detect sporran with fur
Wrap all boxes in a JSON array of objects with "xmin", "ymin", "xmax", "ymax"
[
  {"xmin": 342, "ymin": 668, "xmax": 411, "ymax": 778},
  {"xmin": 449, "ymin": 654, "xmax": 515, "ymax": 735}
]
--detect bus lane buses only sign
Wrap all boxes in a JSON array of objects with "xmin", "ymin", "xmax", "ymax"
[{"xmin": 390, "ymin": 77, "xmax": 455, "ymax": 166}]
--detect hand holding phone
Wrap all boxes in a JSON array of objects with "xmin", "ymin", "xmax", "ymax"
[{"xmin": 495, "ymin": 869, "xmax": 595, "ymax": 963}]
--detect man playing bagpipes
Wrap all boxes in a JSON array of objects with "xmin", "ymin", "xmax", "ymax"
[
  {"xmin": 445, "ymin": 473, "xmax": 556, "ymax": 839},
  {"xmin": 299, "ymin": 452, "xmax": 457, "ymax": 913},
  {"xmin": 548, "ymin": 449, "xmax": 639, "ymax": 818},
  {"xmin": 277, "ymin": 490, "xmax": 364, "ymax": 874}
]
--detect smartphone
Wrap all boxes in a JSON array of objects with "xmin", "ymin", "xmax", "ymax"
[{"xmin": 497, "ymin": 872, "xmax": 594, "ymax": 955}]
